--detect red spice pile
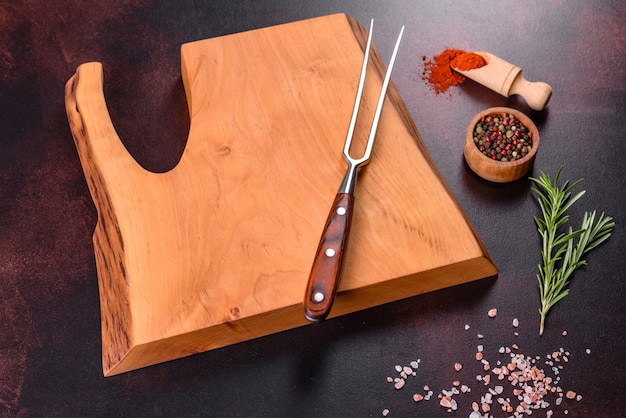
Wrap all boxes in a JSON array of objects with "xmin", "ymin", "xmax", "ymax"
[{"xmin": 422, "ymin": 49, "xmax": 487, "ymax": 94}]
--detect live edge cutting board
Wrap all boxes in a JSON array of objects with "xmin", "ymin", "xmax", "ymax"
[{"xmin": 65, "ymin": 14, "xmax": 497, "ymax": 376}]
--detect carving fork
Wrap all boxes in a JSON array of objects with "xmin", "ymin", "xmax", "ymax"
[{"xmin": 303, "ymin": 20, "xmax": 405, "ymax": 322}]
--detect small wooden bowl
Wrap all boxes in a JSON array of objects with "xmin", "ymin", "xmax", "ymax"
[{"xmin": 464, "ymin": 107, "xmax": 540, "ymax": 183}]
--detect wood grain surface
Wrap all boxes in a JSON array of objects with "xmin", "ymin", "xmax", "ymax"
[{"xmin": 65, "ymin": 14, "xmax": 495, "ymax": 376}]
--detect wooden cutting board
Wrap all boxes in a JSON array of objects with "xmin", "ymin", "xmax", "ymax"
[{"xmin": 65, "ymin": 13, "xmax": 497, "ymax": 376}]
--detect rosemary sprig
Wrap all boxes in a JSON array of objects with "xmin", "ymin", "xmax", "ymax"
[{"xmin": 530, "ymin": 167, "xmax": 615, "ymax": 335}]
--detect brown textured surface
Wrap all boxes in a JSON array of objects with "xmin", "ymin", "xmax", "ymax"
[
  {"xmin": 66, "ymin": 15, "xmax": 497, "ymax": 375},
  {"xmin": 1, "ymin": 0, "xmax": 625, "ymax": 416}
]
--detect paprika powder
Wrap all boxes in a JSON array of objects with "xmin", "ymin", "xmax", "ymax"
[{"xmin": 422, "ymin": 49, "xmax": 486, "ymax": 94}]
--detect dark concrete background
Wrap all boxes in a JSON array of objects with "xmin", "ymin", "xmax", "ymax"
[{"xmin": 1, "ymin": 1, "xmax": 624, "ymax": 416}]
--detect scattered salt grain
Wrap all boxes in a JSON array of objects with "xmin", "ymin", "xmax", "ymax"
[
  {"xmin": 488, "ymin": 308, "xmax": 497, "ymax": 318},
  {"xmin": 450, "ymin": 398, "xmax": 458, "ymax": 411},
  {"xmin": 438, "ymin": 395, "xmax": 458, "ymax": 411},
  {"xmin": 382, "ymin": 312, "xmax": 585, "ymax": 416},
  {"xmin": 439, "ymin": 397, "xmax": 452, "ymax": 408}
]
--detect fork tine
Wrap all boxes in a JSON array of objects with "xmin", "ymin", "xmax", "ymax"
[
  {"xmin": 361, "ymin": 25, "xmax": 405, "ymax": 162},
  {"xmin": 344, "ymin": 22, "xmax": 405, "ymax": 164},
  {"xmin": 337, "ymin": 22, "xmax": 404, "ymax": 196},
  {"xmin": 343, "ymin": 19, "xmax": 374, "ymax": 159}
]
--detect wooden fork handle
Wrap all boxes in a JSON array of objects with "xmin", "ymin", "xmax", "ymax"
[{"xmin": 303, "ymin": 192, "xmax": 355, "ymax": 323}]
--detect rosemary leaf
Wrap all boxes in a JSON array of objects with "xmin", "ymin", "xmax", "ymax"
[{"xmin": 530, "ymin": 168, "xmax": 615, "ymax": 335}]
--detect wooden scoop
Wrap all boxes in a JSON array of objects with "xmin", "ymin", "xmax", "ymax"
[{"xmin": 453, "ymin": 51, "xmax": 552, "ymax": 111}]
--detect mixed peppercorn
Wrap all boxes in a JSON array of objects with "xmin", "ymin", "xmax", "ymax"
[{"xmin": 472, "ymin": 112, "xmax": 533, "ymax": 162}]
